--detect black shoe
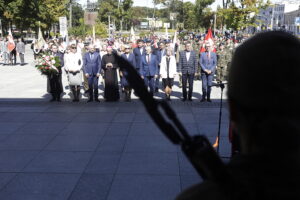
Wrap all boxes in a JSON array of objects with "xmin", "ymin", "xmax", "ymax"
[
  {"xmin": 87, "ymin": 99, "xmax": 93, "ymax": 102},
  {"xmin": 188, "ymin": 98, "xmax": 193, "ymax": 101},
  {"xmin": 56, "ymin": 98, "xmax": 61, "ymax": 102},
  {"xmin": 94, "ymin": 99, "xmax": 100, "ymax": 102},
  {"xmin": 72, "ymin": 99, "xmax": 77, "ymax": 102},
  {"xmin": 207, "ymin": 99, "xmax": 212, "ymax": 102},
  {"xmin": 200, "ymin": 98, "xmax": 206, "ymax": 102}
]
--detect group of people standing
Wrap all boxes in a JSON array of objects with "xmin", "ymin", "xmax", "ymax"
[
  {"xmin": 0, "ymin": 37, "xmax": 26, "ymax": 66},
  {"xmin": 37, "ymin": 33, "xmax": 235, "ymax": 103}
]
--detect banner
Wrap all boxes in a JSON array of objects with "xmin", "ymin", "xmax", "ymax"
[{"xmin": 59, "ymin": 16, "xmax": 68, "ymax": 37}]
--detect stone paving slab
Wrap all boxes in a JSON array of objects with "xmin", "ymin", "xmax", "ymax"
[{"xmin": 0, "ymin": 45, "xmax": 231, "ymax": 200}]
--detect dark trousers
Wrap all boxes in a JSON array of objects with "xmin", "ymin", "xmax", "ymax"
[
  {"xmin": 49, "ymin": 74, "xmax": 63, "ymax": 100},
  {"xmin": 144, "ymin": 76, "xmax": 155, "ymax": 95},
  {"xmin": 9, "ymin": 50, "xmax": 16, "ymax": 65},
  {"xmin": 88, "ymin": 75, "xmax": 99, "ymax": 99},
  {"xmin": 201, "ymin": 73, "xmax": 213, "ymax": 99},
  {"xmin": 182, "ymin": 73, "xmax": 194, "ymax": 99}
]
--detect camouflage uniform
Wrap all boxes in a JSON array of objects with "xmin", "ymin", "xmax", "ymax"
[{"xmin": 217, "ymin": 48, "xmax": 232, "ymax": 82}]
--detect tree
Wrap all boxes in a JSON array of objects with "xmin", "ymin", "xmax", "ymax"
[
  {"xmin": 71, "ymin": 2, "xmax": 84, "ymax": 27},
  {"xmin": 217, "ymin": 0, "xmax": 269, "ymax": 31},
  {"xmin": 182, "ymin": 2, "xmax": 197, "ymax": 30},
  {"xmin": 194, "ymin": 0, "xmax": 215, "ymax": 27}
]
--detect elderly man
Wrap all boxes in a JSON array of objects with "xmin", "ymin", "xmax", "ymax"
[
  {"xmin": 200, "ymin": 43, "xmax": 217, "ymax": 102},
  {"xmin": 83, "ymin": 45, "xmax": 101, "ymax": 102},
  {"xmin": 140, "ymin": 46, "xmax": 159, "ymax": 96}
]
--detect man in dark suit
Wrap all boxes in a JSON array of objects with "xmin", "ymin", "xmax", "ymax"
[
  {"xmin": 83, "ymin": 45, "xmax": 101, "ymax": 102},
  {"xmin": 200, "ymin": 43, "xmax": 217, "ymax": 102},
  {"xmin": 140, "ymin": 46, "xmax": 159, "ymax": 96},
  {"xmin": 133, "ymin": 39, "xmax": 145, "ymax": 73},
  {"xmin": 178, "ymin": 42, "xmax": 198, "ymax": 101},
  {"xmin": 154, "ymin": 41, "xmax": 166, "ymax": 92},
  {"xmin": 121, "ymin": 45, "xmax": 136, "ymax": 101}
]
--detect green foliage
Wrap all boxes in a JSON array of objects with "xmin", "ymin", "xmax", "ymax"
[
  {"xmin": 68, "ymin": 18, "xmax": 107, "ymax": 38},
  {"xmin": 71, "ymin": 3, "xmax": 84, "ymax": 27},
  {"xmin": 217, "ymin": 0, "xmax": 268, "ymax": 31},
  {"xmin": 0, "ymin": 0, "xmax": 68, "ymax": 34},
  {"xmin": 194, "ymin": 0, "xmax": 215, "ymax": 27}
]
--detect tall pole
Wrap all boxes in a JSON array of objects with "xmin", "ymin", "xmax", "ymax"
[
  {"xmin": 214, "ymin": 13, "xmax": 216, "ymax": 35},
  {"xmin": 69, "ymin": 0, "xmax": 72, "ymax": 28},
  {"xmin": 108, "ymin": 13, "xmax": 111, "ymax": 39},
  {"xmin": 0, "ymin": 19, "xmax": 2, "ymax": 37}
]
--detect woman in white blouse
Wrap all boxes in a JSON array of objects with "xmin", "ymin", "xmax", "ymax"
[
  {"xmin": 64, "ymin": 44, "xmax": 83, "ymax": 102},
  {"xmin": 160, "ymin": 48, "xmax": 177, "ymax": 100}
]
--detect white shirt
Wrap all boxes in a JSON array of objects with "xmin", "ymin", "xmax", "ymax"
[
  {"xmin": 186, "ymin": 51, "xmax": 191, "ymax": 61},
  {"xmin": 140, "ymin": 48, "xmax": 143, "ymax": 55}
]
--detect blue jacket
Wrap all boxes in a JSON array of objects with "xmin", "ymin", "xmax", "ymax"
[
  {"xmin": 155, "ymin": 48, "xmax": 166, "ymax": 64},
  {"xmin": 121, "ymin": 53, "xmax": 136, "ymax": 68},
  {"xmin": 200, "ymin": 52, "xmax": 217, "ymax": 73},
  {"xmin": 140, "ymin": 54, "xmax": 159, "ymax": 77},
  {"xmin": 83, "ymin": 52, "xmax": 101, "ymax": 75},
  {"xmin": 133, "ymin": 47, "xmax": 145, "ymax": 69}
]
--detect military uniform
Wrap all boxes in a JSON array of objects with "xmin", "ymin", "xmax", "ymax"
[{"xmin": 217, "ymin": 48, "xmax": 231, "ymax": 82}]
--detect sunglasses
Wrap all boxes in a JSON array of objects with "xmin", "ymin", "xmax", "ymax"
[{"xmin": 71, "ymin": 47, "xmax": 77, "ymax": 49}]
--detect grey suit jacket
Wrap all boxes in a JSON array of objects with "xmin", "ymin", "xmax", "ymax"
[
  {"xmin": 178, "ymin": 50, "xmax": 198, "ymax": 74},
  {"xmin": 16, "ymin": 42, "xmax": 25, "ymax": 54}
]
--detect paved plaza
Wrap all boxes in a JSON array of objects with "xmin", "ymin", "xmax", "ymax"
[{"xmin": 0, "ymin": 45, "xmax": 230, "ymax": 200}]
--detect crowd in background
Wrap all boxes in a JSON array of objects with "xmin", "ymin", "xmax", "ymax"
[{"xmin": 0, "ymin": 31, "xmax": 246, "ymax": 102}]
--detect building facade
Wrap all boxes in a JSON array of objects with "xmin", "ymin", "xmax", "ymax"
[
  {"xmin": 284, "ymin": 6, "xmax": 300, "ymax": 35},
  {"xmin": 257, "ymin": 4, "xmax": 285, "ymax": 30}
]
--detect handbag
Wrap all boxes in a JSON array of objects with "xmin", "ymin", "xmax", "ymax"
[{"xmin": 68, "ymin": 71, "xmax": 82, "ymax": 86}]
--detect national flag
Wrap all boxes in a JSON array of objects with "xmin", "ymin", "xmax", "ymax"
[
  {"xmin": 200, "ymin": 28, "xmax": 216, "ymax": 53},
  {"xmin": 7, "ymin": 29, "xmax": 15, "ymax": 52}
]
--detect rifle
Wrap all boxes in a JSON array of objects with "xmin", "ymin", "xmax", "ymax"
[{"xmin": 114, "ymin": 52, "xmax": 230, "ymax": 183}]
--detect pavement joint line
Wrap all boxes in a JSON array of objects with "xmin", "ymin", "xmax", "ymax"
[{"xmin": 101, "ymin": 115, "xmax": 135, "ymax": 200}]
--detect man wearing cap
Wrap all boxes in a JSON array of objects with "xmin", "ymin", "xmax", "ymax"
[
  {"xmin": 200, "ymin": 43, "xmax": 217, "ymax": 102},
  {"xmin": 83, "ymin": 45, "xmax": 101, "ymax": 102},
  {"xmin": 133, "ymin": 39, "xmax": 145, "ymax": 73},
  {"xmin": 140, "ymin": 46, "xmax": 159, "ymax": 96}
]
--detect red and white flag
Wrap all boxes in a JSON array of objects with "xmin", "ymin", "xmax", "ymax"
[
  {"xmin": 7, "ymin": 30, "xmax": 15, "ymax": 52},
  {"xmin": 200, "ymin": 28, "xmax": 216, "ymax": 53}
]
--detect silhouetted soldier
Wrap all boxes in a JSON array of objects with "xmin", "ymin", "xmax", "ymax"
[{"xmin": 176, "ymin": 31, "xmax": 300, "ymax": 200}]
